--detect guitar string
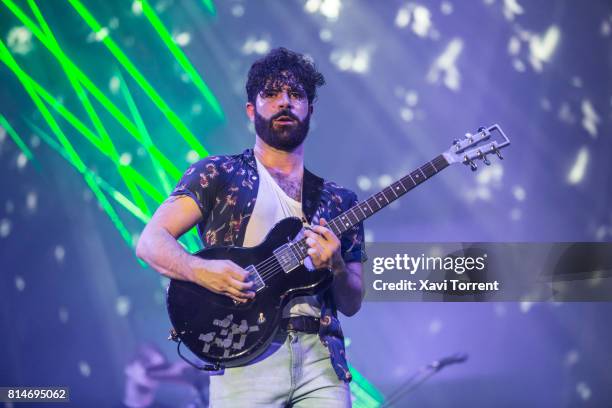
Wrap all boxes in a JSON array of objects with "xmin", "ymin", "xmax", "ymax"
[
  {"xmin": 256, "ymin": 237, "xmax": 317, "ymax": 281},
  {"xmin": 256, "ymin": 242, "xmax": 305, "ymax": 280},
  {"xmin": 255, "ymin": 220, "xmax": 345, "ymax": 281},
  {"xmin": 248, "ymin": 156, "xmax": 448, "ymax": 283},
  {"xmin": 254, "ymin": 164, "xmax": 443, "ymax": 281}
]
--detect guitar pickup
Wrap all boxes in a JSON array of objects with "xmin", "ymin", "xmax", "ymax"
[
  {"xmin": 245, "ymin": 265, "xmax": 266, "ymax": 292},
  {"xmin": 273, "ymin": 244, "xmax": 301, "ymax": 273}
]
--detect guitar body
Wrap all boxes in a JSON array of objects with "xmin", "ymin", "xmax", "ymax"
[{"xmin": 166, "ymin": 217, "xmax": 332, "ymax": 368}]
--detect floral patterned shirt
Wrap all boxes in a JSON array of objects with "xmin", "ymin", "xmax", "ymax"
[{"xmin": 171, "ymin": 148, "xmax": 366, "ymax": 382}]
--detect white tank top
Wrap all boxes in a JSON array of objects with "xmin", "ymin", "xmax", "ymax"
[{"xmin": 243, "ymin": 157, "xmax": 321, "ymax": 318}]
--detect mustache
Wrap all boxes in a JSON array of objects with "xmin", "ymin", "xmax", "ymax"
[{"xmin": 270, "ymin": 110, "xmax": 300, "ymax": 122}]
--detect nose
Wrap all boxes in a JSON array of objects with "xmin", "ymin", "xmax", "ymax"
[{"xmin": 276, "ymin": 90, "xmax": 292, "ymax": 109}]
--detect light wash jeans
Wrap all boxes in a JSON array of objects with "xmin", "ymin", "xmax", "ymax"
[{"xmin": 209, "ymin": 329, "xmax": 351, "ymax": 407}]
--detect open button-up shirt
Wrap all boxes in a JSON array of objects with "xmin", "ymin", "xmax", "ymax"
[{"xmin": 171, "ymin": 148, "xmax": 366, "ymax": 382}]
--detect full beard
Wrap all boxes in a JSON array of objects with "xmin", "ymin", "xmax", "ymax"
[{"xmin": 254, "ymin": 109, "xmax": 310, "ymax": 152}]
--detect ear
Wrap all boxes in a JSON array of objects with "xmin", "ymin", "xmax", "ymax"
[{"xmin": 246, "ymin": 102, "xmax": 255, "ymax": 122}]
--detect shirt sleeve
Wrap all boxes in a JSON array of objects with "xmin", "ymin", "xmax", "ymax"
[
  {"xmin": 169, "ymin": 157, "xmax": 221, "ymax": 221},
  {"xmin": 340, "ymin": 191, "xmax": 368, "ymax": 264}
]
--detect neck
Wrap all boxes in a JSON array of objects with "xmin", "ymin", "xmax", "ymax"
[{"xmin": 254, "ymin": 136, "xmax": 304, "ymax": 175}]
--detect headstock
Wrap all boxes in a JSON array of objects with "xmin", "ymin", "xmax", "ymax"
[{"xmin": 442, "ymin": 124, "xmax": 510, "ymax": 171}]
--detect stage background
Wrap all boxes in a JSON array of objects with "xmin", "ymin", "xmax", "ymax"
[{"xmin": 1, "ymin": 0, "xmax": 611, "ymax": 406}]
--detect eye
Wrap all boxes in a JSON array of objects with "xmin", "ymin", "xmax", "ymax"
[{"xmin": 261, "ymin": 90, "xmax": 278, "ymax": 98}]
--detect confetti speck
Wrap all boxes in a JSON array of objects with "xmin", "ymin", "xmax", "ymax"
[
  {"xmin": 116, "ymin": 296, "xmax": 131, "ymax": 316},
  {"xmin": 26, "ymin": 191, "xmax": 37, "ymax": 211},
  {"xmin": 356, "ymin": 176, "xmax": 372, "ymax": 191},
  {"xmin": 377, "ymin": 174, "xmax": 393, "ymax": 188},
  {"xmin": 15, "ymin": 275, "xmax": 26, "ymax": 291},
  {"xmin": 55, "ymin": 245, "xmax": 66, "ymax": 263},
  {"xmin": 567, "ymin": 147, "xmax": 589, "ymax": 185},
  {"xmin": 17, "ymin": 152, "xmax": 28, "ymax": 169},
  {"xmin": 79, "ymin": 361, "xmax": 91, "ymax": 377},
  {"xmin": 576, "ymin": 382, "xmax": 591, "ymax": 400},
  {"xmin": 59, "ymin": 306, "xmax": 69, "ymax": 323},
  {"xmin": 0, "ymin": 218, "xmax": 11, "ymax": 238}
]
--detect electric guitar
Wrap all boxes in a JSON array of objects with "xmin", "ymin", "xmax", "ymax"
[{"xmin": 166, "ymin": 124, "xmax": 511, "ymax": 369}]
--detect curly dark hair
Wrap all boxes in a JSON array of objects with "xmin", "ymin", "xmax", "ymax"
[{"xmin": 246, "ymin": 47, "xmax": 326, "ymax": 105}]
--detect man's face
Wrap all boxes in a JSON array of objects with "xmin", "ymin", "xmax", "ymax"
[{"xmin": 248, "ymin": 75, "xmax": 312, "ymax": 152}]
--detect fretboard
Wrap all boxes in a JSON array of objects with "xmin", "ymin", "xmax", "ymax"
[{"xmin": 288, "ymin": 154, "xmax": 449, "ymax": 260}]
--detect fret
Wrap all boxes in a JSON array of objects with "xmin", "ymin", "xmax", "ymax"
[
  {"xmin": 372, "ymin": 193, "xmax": 386, "ymax": 208},
  {"xmin": 392, "ymin": 181, "xmax": 407, "ymax": 195},
  {"xmin": 339, "ymin": 213, "xmax": 351, "ymax": 230},
  {"xmin": 347, "ymin": 208, "xmax": 360, "ymax": 224},
  {"xmin": 421, "ymin": 162, "xmax": 436, "ymax": 177},
  {"xmin": 410, "ymin": 170, "xmax": 424, "ymax": 184},
  {"xmin": 299, "ymin": 240, "xmax": 309, "ymax": 256},
  {"xmin": 405, "ymin": 173, "xmax": 416, "ymax": 188},
  {"xmin": 357, "ymin": 204, "xmax": 369, "ymax": 219},
  {"xmin": 329, "ymin": 219, "xmax": 342, "ymax": 236},
  {"xmin": 297, "ymin": 240, "xmax": 308, "ymax": 258},
  {"xmin": 311, "ymin": 154, "xmax": 451, "ymax": 248},
  {"xmin": 418, "ymin": 167, "xmax": 427, "ymax": 179},
  {"xmin": 430, "ymin": 160, "xmax": 439, "ymax": 172},
  {"xmin": 432, "ymin": 155, "xmax": 449, "ymax": 172},
  {"xmin": 371, "ymin": 196, "xmax": 382, "ymax": 209},
  {"xmin": 290, "ymin": 239, "xmax": 308, "ymax": 263},
  {"xmin": 397, "ymin": 177, "xmax": 410, "ymax": 193},
  {"xmin": 381, "ymin": 190, "xmax": 391, "ymax": 204}
]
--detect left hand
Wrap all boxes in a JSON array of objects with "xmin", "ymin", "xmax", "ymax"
[{"xmin": 304, "ymin": 218, "xmax": 343, "ymax": 271}]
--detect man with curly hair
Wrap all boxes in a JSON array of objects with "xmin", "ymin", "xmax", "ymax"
[{"xmin": 137, "ymin": 47, "xmax": 366, "ymax": 407}]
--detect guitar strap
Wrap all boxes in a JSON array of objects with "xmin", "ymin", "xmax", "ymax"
[{"xmin": 301, "ymin": 167, "xmax": 324, "ymax": 225}]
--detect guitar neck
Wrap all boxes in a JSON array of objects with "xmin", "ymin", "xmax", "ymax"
[{"xmin": 291, "ymin": 154, "xmax": 450, "ymax": 258}]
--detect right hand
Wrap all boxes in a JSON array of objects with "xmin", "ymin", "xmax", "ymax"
[{"xmin": 191, "ymin": 259, "xmax": 255, "ymax": 303}]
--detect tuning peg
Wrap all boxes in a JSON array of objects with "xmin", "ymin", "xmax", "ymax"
[
  {"xmin": 464, "ymin": 156, "xmax": 478, "ymax": 171},
  {"xmin": 491, "ymin": 145, "xmax": 504, "ymax": 160},
  {"xmin": 453, "ymin": 139, "xmax": 461, "ymax": 151},
  {"xmin": 477, "ymin": 149, "xmax": 491, "ymax": 165},
  {"xmin": 477, "ymin": 126, "xmax": 486, "ymax": 133}
]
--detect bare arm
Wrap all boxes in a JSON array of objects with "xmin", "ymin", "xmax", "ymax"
[
  {"xmin": 135, "ymin": 196, "xmax": 254, "ymax": 302},
  {"xmin": 331, "ymin": 260, "xmax": 364, "ymax": 317}
]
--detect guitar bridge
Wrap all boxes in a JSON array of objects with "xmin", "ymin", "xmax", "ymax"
[{"xmin": 245, "ymin": 265, "xmax": 266, "ymax": 292}]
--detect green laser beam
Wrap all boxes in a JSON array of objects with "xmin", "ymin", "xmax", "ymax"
[
  {"xmin": 1, "ymin": 0, "xmax": 187, "ymax": 181},
  {"xmin": 349, "ymin": 364, "xmax": 385, "ymax": 407},
  {"xmin": 0, "ymin": 38, "xmax": 83, "ymax": 172},
  {"xmin": 66, "ymin": 0, "xmax": 209, "ymax": 157},
  {"xmin": 27, "ymin": 0, "xmax": 151, "ymax": 217},
  {"xmin": 140, "ymin": 0, "xmax": 224, "ymax": 119},
  {"xmin": 26, "ymin": 121, "xmax": 150, "ymax": 224},
  {"xmin": 0, "ymin": 55, "xmax": 166, "ymax": 205},
  {"xmin": 0, "ymin": 114, "xmax": 35, "ymax": 161},
  {"xmin": 202, "ymin": 0, "xmax": 216, "ymax": 15},
  {"xmin": 27, "ymin": 120, "xmax": 201, "ymax": 251},
  {"xmin": 0, "ymin": 5, "xmax": 199, "ymax": 249},
  {"xmin": 0, "ymin": 38, "xmax": 134, "ymax": 245},
  {"xmin": 116, "ymin": 68, "xmax": 173, "ymax": 196}
]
